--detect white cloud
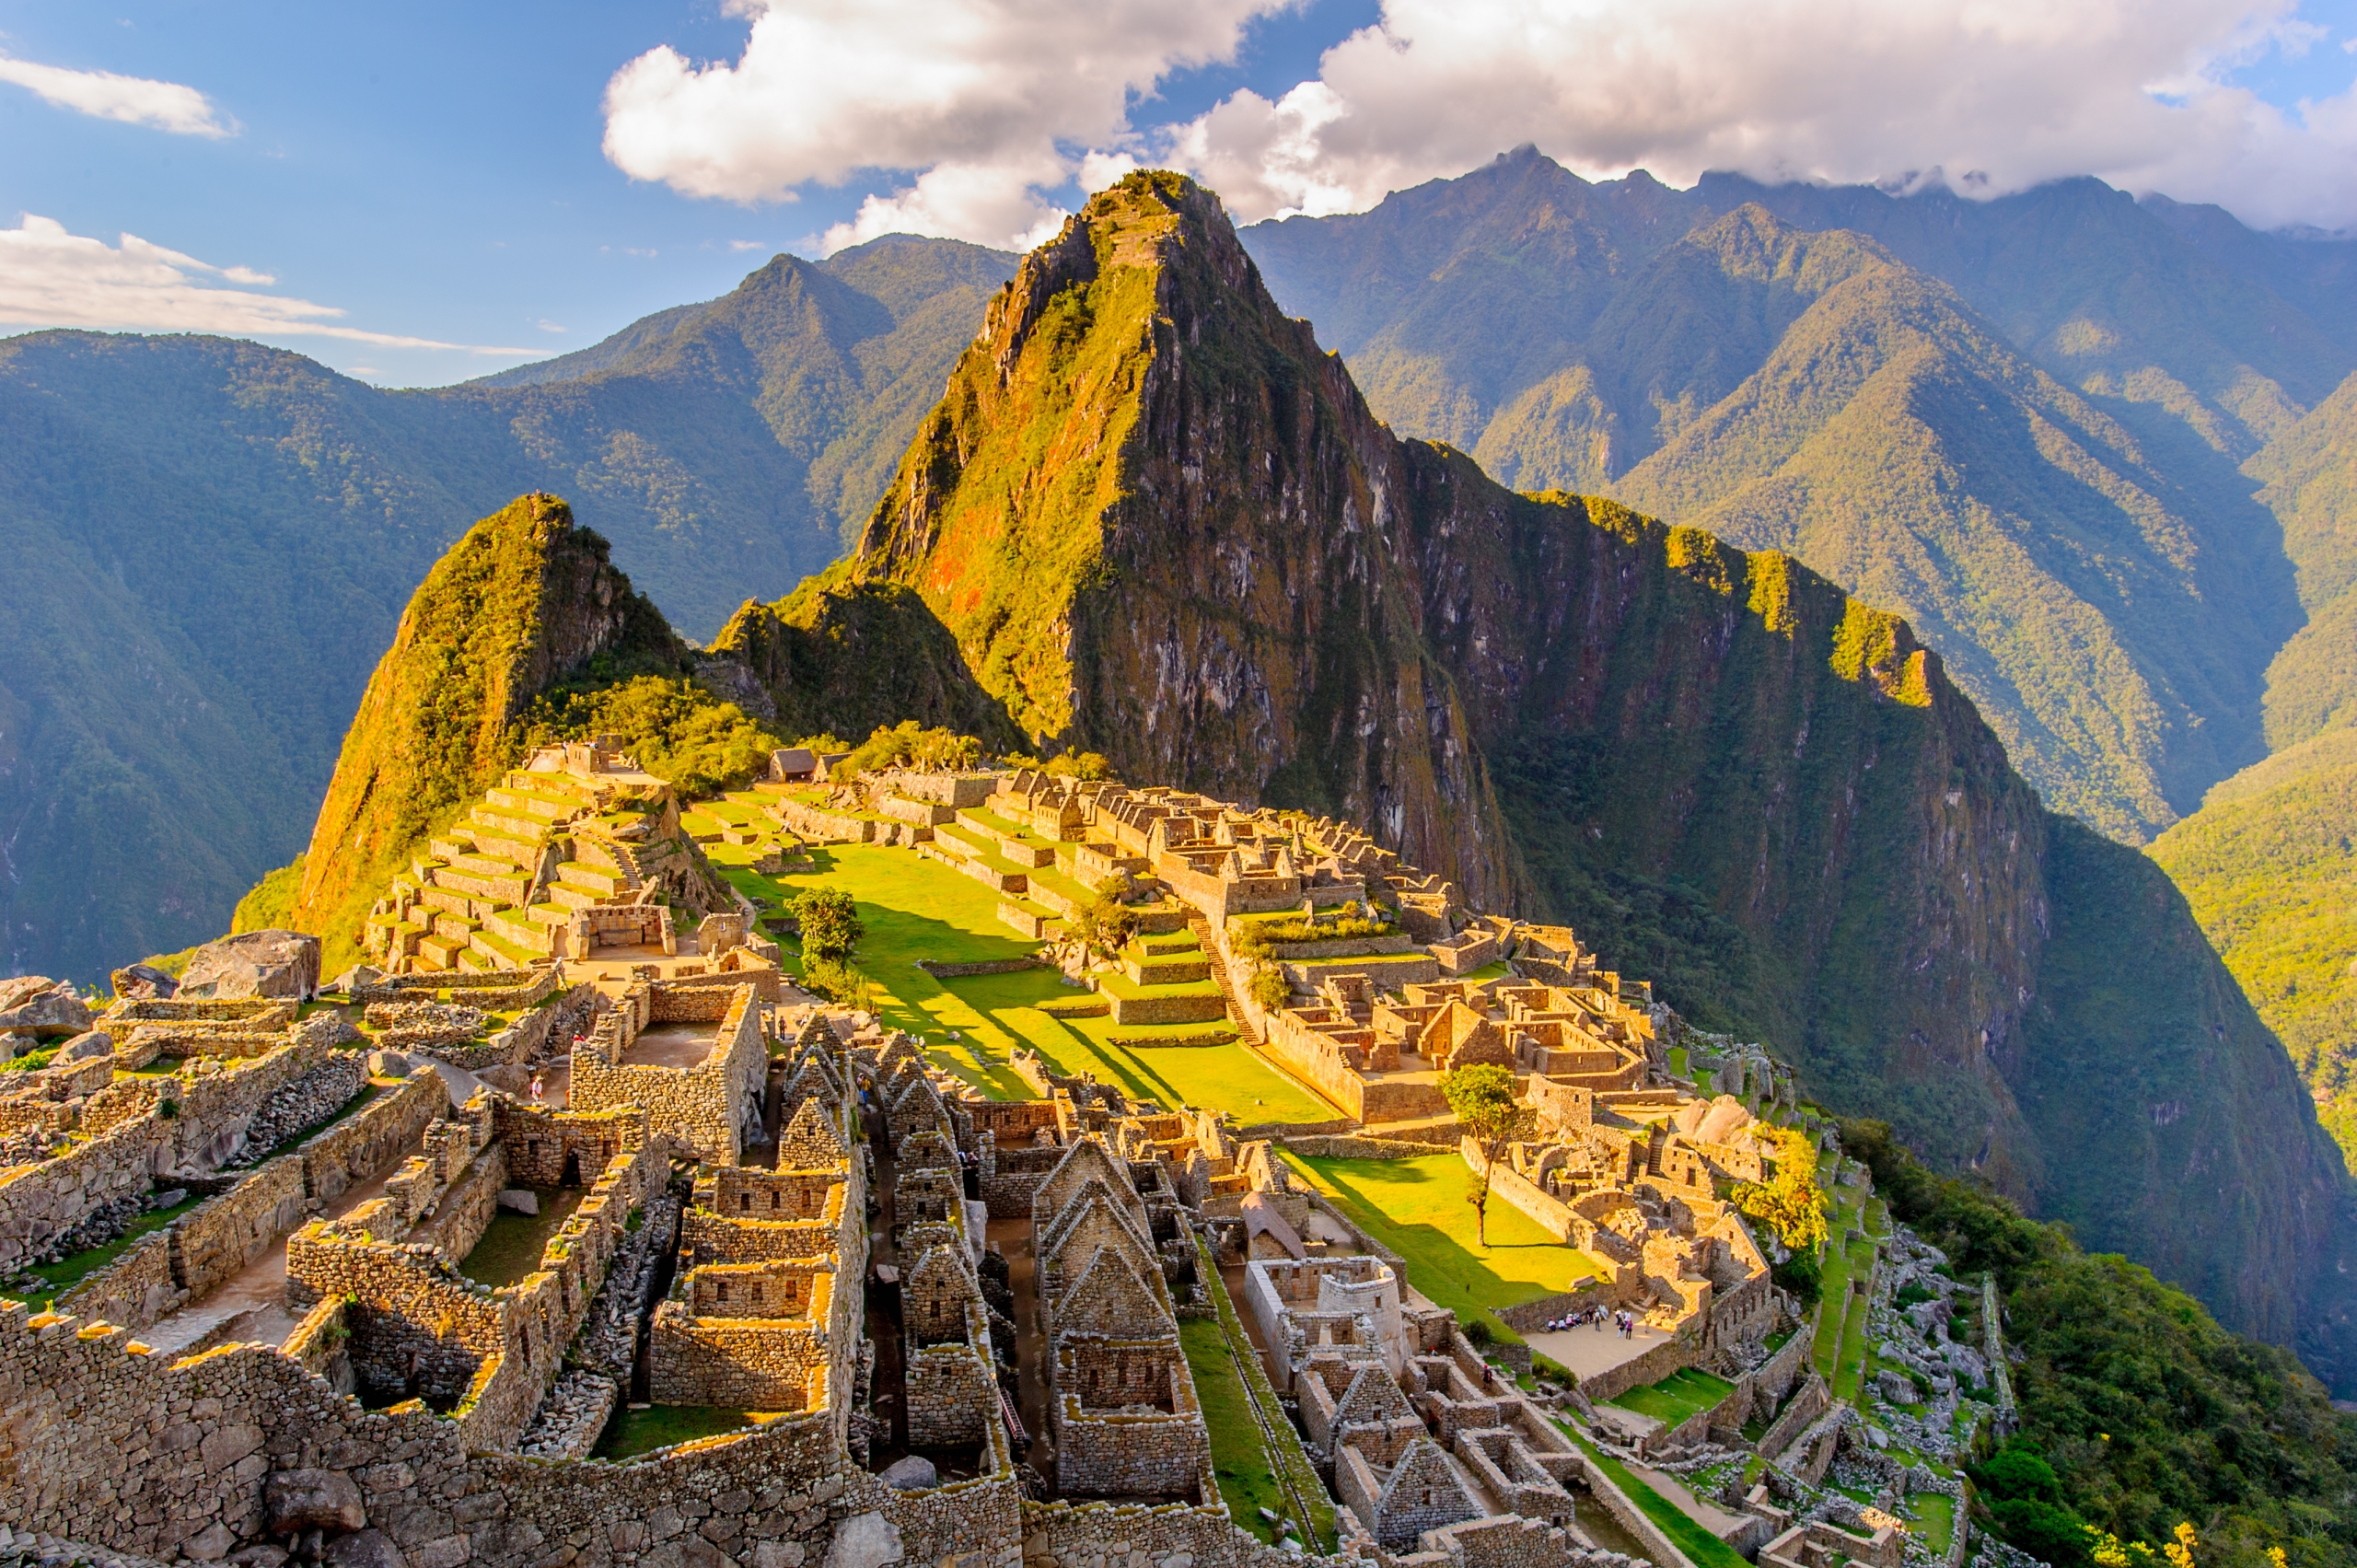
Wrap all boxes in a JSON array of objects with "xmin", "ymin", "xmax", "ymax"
[
  {"xmin": 605, "ymin": 0, "xmax": 2357, "ymax": 245},
  {"xmin": 600, "ymin": 0, "xmax": 1292, "ymax": 250},
  {"xmin": 0, "ymin": 215, "xmax": 530, "ymax": 353},
  {"xmin": 1169, "ymin": 0, "xmax": 2357, "ymax": 231},
  {"xmin": 0, "ymin": 52, "xmax": 233, "ymax": 137}
]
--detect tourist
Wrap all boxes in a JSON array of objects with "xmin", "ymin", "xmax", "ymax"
[{"xmin": 530, "ymin": 1073, "xmax": 545, "ymax": 1104}]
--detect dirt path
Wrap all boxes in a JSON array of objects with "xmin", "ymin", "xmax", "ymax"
[{"xmin": 139, "ymin": 1123, "xmax": 430, "ymax": 1356}]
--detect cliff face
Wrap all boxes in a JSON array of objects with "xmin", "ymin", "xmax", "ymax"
[
  {"xmin": 818, "ymin": 173, "xmax": 2357, "ymax": 1388},
  {"xmin": 289, "ymin": 494, "xmax": 680, "ymax": 962}
]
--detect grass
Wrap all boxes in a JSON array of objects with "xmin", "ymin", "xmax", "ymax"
[
  {"xmin": 1911, "ymin": 1489, "xmax": 1956, "ymax": 1553},
  {"xmin": 1282, "ymin": 1152, "xmax": 1601, "ymax": 1337},
  {"xmin": 1565, "ymin": 1424, "xmax": 1752, "ymax": 1568},
  {"xmin": 31, "ymin": 1191, "xmax": 205, "ymax": 1295},
  {"xmin": 1608, "ymin": 1366, "xmax": 1737, "ymax": 1427},
  {"xmin": 458, "ymin": 1188, "xmax": 585, "ymax": 1288},
  {"xmin": 711, "ymin": 840, "xmax": 1331, "ymax": 1118},
  {"xmin": 598, "ymin": 1405, "xmax": 769, "ymax": 1458},
  {"xmin": 1181, "ymin": 1318, "xmax": 1295, "ymax": 1543}
]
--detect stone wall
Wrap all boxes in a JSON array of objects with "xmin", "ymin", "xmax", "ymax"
[
  {"xmin": 0, "ymin": 1289, "xmax": 1054, "ymax": 1568},
  {"xmin": 412, "ymin": 1142, "xmax": 509, "ymax": 1264},
  {"xmin": 645, "ymin": 1309, "xmax": 830, "ymax": 1410},
  {"xmin": 53, "ymin": 1227, "xmax": 178, "ymax": 1328},
  {"xmin": 173, "ymin": 1156, "xmax": 310, "ymax": 1303},
  {"xmin": 573, "ymin": 985, "xmax": 765, "ymax": 1164},
  {"xmin": 301, "ymin": 1074, "xmax": 443, "ymax": 1202},
  {"xmin": 0, "ymin": 1119, "xmax": 167, "ymax": 1273}
]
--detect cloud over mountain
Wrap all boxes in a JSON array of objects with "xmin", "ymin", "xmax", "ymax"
[
  {"xmin": 601, "ymin": 0, "xmax": 2357, "ymax": 245},
  {"xmin": 0, "ymin": 216, "xmax": 530, "ymax": 354}
]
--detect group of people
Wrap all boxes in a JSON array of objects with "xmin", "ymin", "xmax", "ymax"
[{"xmin": 1545, "ymin": 1305, "xmax": 1643, "ymax": 1340}]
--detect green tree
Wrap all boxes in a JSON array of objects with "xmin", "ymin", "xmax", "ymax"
[
  {"xmin": 789, "ymin": 887, "xmax": 865, "ymax": 963},
  {"xmin": 1071, "ymin": 877, "xmax": 1139, "ymax": 959},
  {"xmin": 1442, "ymin": 1064, "xmax": 1532, "ymax": 1247}
]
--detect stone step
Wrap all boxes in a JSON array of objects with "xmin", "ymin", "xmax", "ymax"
[
  {"xmin": 433, "ymin": 911, "xmax": 482, "ymax": 944},
  {"xmin": 482, "ymin": 906, "xmax": 553, "ymax": 954},
  {"xmin": 470, "ymin": 805, "xmax": 555, "ymax": 841},
  {"xmin": 455, "ymin": 946, "xmax": 494, "ymax": 974},
  {"xmin": 434, "ymin": 865, "xmax": 532, "ymax": 906},
  {"xmin": 470, "ymin": 924, "xmax": 543, "ymax": 967},
  {"xmin": 547, "ymin": 883, "xmax": 606, "ymax": 912},
  {"xmin": 467, "ymin": 824, "xmax": 544, "ymax": 865},
  {"xmin": 557, "ymin": 861, "xmax": 628, "ymax": 896},
  {"xmin": 415, "ymin": 933, "xmax": 466, "ymax": 970},
  {"xmin": 446, "ymin": 850, "xmax": 526, "ymax": 880},
  {"xmin": 485, "ymin": 785, "xmax": 579, "ymax": 821},
  {"xmin": 1124, "ymin": 954, "xmax": 1212, "ymax": 986},
  {"xmin": 428, "ymin": 836, "xmax": 473, "ymax": 865},
  {"xmin": 418, "ymin": 884, "xmax": 477, "ymax": 920},
  {"xmin": 527, "ymin": 901, "xmax": 574, "ymax": 929}
]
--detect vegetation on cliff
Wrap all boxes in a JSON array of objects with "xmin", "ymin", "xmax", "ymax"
[
  {"xmin": 287, "ymin": 494, "xmax": 684, "ymax": 968},
  {"xmin": 1843, "ymin": 1120, "xmax": 2357, "ymax": 1568}
]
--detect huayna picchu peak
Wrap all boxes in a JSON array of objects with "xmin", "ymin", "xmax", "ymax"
[{"xmin": 6, "ymin": 156, "xmax": 2357, "ymax": 1568}]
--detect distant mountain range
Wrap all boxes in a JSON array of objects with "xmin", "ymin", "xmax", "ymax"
[
  {"xmin": 0, "ymin": 236, "xmax": 1014, "ymax": 981},
  {"xmin": 1246, "ymin": 147, "xmax": 2357, "ymax": 843}
]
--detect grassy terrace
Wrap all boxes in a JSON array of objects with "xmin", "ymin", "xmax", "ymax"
[
  {"xmin": 1562, "ymin": 1424, "xmax": 1752, "ymax": 1568},
  {"xmin": 29, "ymin": 1190, "xmax": 205, "ymax": 1296},
  {"xmin": 1608, "ymin": 1366, "xmax": 1737, "ymax": 1427},
  {"xmin": 710, "ymin": 842, "xmax": 1328, "ymax": 1120},
  {"xmin": 1280, "ymin": 1152, "xmax": 1601, "ymax": 1339}
]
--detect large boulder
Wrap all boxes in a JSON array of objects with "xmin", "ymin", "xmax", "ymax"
[
  {"xmin": 56, "ymin": 1030, "xmax": 114, "ymax": 1063},
  {"xmin": 0, "ymin": 977, "xmax": 92, "ymax": 1038},
  {"xmin": 264, "ymin": 1469, "xmax": 366, "ymax": 1535},
  {"xmin": 111, "ymin": 963, "xmax": 180, "ymax": 1000},
  {"xmin": 179, "ymin": 931, "xmax": 322, "ymax": 1001},
  {"xmin": 320, "ymin": 1531, "xmax": 407, "ymax": 1568}
]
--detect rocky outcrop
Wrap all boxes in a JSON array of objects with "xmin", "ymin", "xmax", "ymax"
[
  {"xmin": 0, "ymin": 978, "xmax": 92, "ymax": 1039},
  {"xmin": 811, "ymin": 172, "xmax": 2357, "ymax": 1390},
  {"xmin": 178, "ymin": 931, "xmax": 322, "ymax": 1001}
]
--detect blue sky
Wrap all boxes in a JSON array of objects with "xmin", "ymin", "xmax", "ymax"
[{"xmin": 1, "ymin": 0, "xmax": 2350, "ymax": 388}]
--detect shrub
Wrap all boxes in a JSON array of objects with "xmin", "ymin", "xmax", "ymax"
[
  {"xmin": 1771, "ymin": 1249, "xmax": 1821, "ymax": 1307},
  {"xmin": 800, "ymin": 958, "xmax": 872, "ymax": 1009},
  {"xmin": 830, "ymin": 721, "xmax": 981, "ymax": 780},
  {"xmin": 1071, "ymin": 877, "xmax": 1139, "ymax": 959},
  {"xmin": 1248, "ymin": 965, "xmax": 1292, "ymax": 1012},
  {"xmin": 1463, "ymin": 1316, "xmax": 1494, "ymax": 1346}
]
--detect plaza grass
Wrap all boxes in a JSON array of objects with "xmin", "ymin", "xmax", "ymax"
[
  {"xmin": 1608, "ymin": 1366, "xmax": 1736, "ymax": 1427},
  {"xmin": 713, "ymin": 842, "xmax": 1332, "ymax": 1121},
  {"xmin": 1282, "ymin": 1152, "xmax": 1601, "ymax": 1338}
]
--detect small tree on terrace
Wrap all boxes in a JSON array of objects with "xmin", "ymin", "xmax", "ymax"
[
  {"xmin": 1443, "ymin": 1063, "xmax": 1533, "ymax": 1247},
  {"xmin": 1732, "ymin": 1125, "xmax": 1830, "ymax": 1253},
  {"xmin": 1071, "ymin": 877, "xmax": 1139, "ymax": 960},
  {"xmin": 788, "ymin": 887, "xmax": 865, "ymax": 963}
]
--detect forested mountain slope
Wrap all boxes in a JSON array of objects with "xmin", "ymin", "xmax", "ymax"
[
  {"xmin": 1241, "ymin": 150, "xmax": 2356, "ymax": 840},
  {"xmin": 0, "ymin": 236, "xmax": 1010, "ymax": 983},
  {"xmin": 702, "ymin": 171, "xmax": 2357, "ymax": 1389}
]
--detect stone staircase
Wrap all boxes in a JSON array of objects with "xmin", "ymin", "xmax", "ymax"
[
  {"xmin": 366, "ymin": 770, "xmax": 646, "ymax": 974},
  {"xmin": 1188, "ymin": 912, "xmax": 1262, "ymax": 1043}
]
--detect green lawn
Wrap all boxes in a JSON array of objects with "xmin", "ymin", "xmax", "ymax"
[
  {"xmin": 1181, "ymin": 1318, "xmax": 1294, "ymax": 1543},
  {"xmin": 1911, "ymin": 1489, "xmax": 1955, "ymax": 1553},
  {"xmin": 1608, "ymin": 1366, "xmax": 1737, "ymax": 1427},
  {"xmin": 598, "ymin": 1405, "xmax": 763, "ymax": 1458},
  {"xmin": 1283, "ymin": 1153, "xmax": 1600, "ymax": 1336},
  {"xmin": 711, "ymin": 841, "xmax": 1332, "ymax": 1118},
  {"xmin": 458, "ymin": 1188, "xmax": 586, "ymax": 1287}
]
